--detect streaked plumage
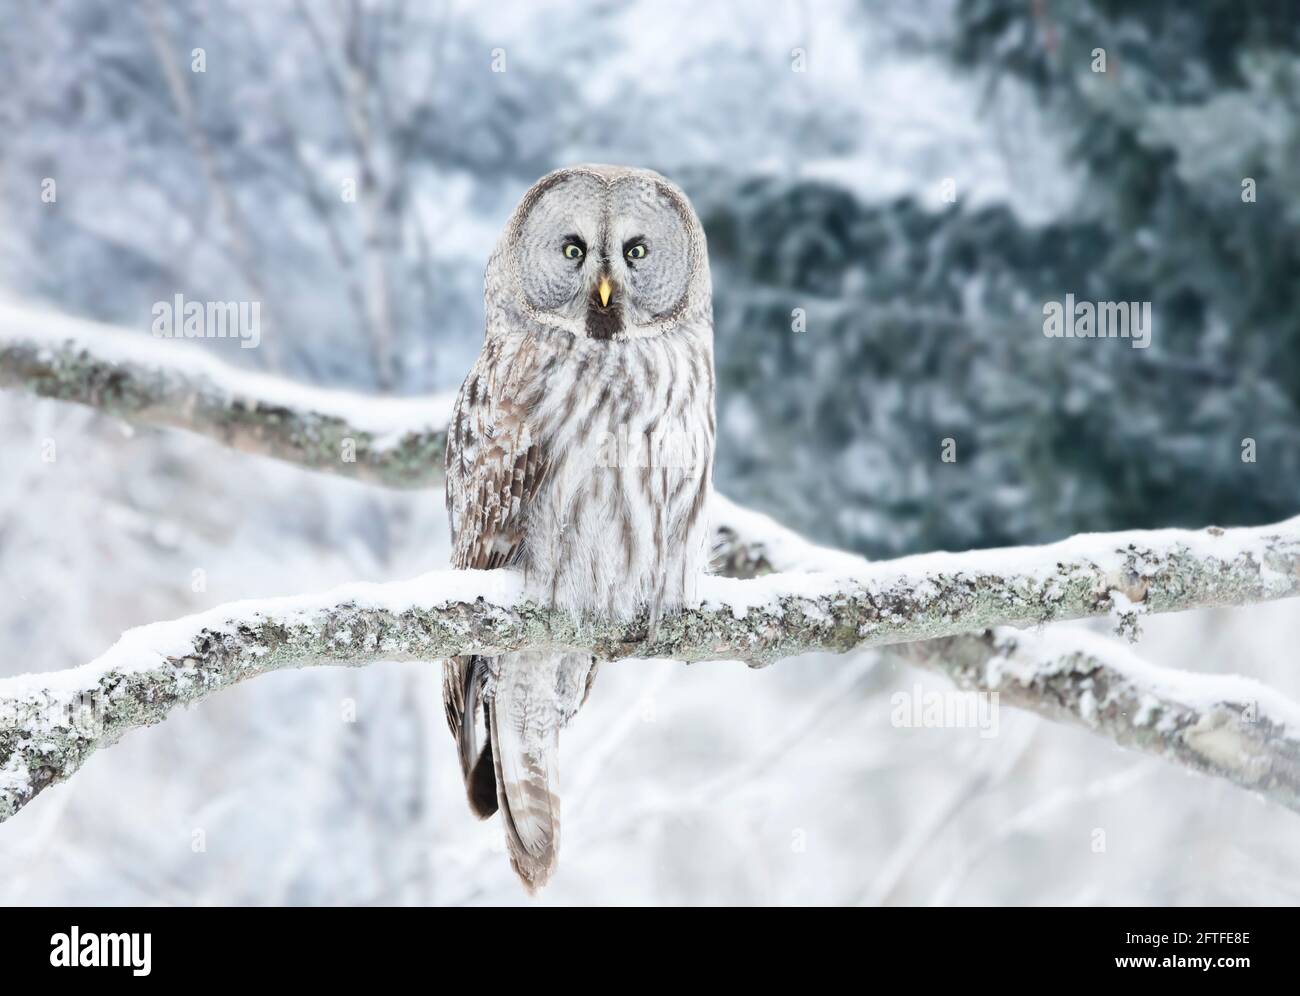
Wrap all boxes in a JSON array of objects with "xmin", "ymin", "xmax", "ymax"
[{"xmin": 443, "ymin": 165, "xmax": 715, "ymax": 890}]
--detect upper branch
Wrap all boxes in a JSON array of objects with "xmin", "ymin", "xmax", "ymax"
[{"xmin": 0, "ymin": 302, "xmax": 451, "ymax": 487}]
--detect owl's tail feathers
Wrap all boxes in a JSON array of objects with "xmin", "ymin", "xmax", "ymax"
[
  {"xmin": 490, "ymin": 693, "xmax": 562, "ymax": 894},
  {"xmin": 447, "ymin": 656, "xmax": 498, "ymax": 819},
  {"xmin": 465, "ymin": 737, "xmax": 499, "ymax": 819}
]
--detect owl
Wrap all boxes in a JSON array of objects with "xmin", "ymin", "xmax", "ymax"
[{"xmin": 443, "ymin": 165, "xmax": 716, "ymax": 891}]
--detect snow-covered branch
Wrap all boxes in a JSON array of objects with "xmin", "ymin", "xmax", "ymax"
[
  {"xmin": 3, "ymin": 513, "xmax": 1299, "ymax": 822},
  {"xmin": 0, "ymin": 302, "xmax": 452, "ymax": 488},
  {"xmin": 897, "ymin": 628, "xmax": 1300, "ymax": 814}
]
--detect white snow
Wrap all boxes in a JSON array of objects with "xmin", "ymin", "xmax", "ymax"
[
  {"xmin": 0, "ymin": 754, "xmax": 31, "ymax": 796},
  {"xmin": 711, "ymin": 494, "xmax": 1299, "ymax": 599},
  {"xmin": 709, "ymin": 493, "xmax": 872, "ymax": 576},
  {"xmin": 698, "ymin": 572, "xmax": 848, "ymax": 618}
]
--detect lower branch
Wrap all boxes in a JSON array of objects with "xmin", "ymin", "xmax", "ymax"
[
  {"xmin": 897, "ymin": 627, "xmax": 1300, "ymax": 813},
  {"xmin": 2, "ymin": 512, "xmax": 1298, "ymax": 823}
]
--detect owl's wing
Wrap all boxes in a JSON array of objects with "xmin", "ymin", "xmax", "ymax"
[
  {"xmin": 445, "ymin": 339, "xmax": 549, "ymax": 572},
  {"xmin": 443, "ymin": 338, "xmax": 550, "ymax": 818}
]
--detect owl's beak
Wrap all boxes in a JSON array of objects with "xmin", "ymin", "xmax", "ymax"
[{"xmin": 597, "ymin": 276, "xmax": 613, "ymax": 308}]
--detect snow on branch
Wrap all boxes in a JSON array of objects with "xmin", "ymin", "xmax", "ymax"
[
  {"xmin": 3, "ymin": 514, "xmax": 1299, "ymax": 823},
  {"xmin": 0, "ymin": 301, "xmax": 453, "ymax": 488},
  {"xmin": 707, "ymin": 493, "xmax": 874, "ymax": 578}
]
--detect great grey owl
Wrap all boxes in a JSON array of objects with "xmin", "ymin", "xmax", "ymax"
[{"xmin": 443, "ymin": 165, "xmax": 716, "ymax": 891}]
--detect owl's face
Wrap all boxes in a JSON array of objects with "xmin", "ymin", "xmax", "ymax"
[{"xmin": 504, "ymin": 166, "xmax": 703, "ymax": 341}]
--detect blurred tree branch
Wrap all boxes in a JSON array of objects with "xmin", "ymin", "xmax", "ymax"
[
  {"xmin": 897, "ymin": 627, "xmax": 1300, "ymax": 815},
  {"xmin": 294, "ymin": 0, "xmax": 399, "ymax": 388},
  {"xmin": 140, "ymin": 0, "xmax": 269, "ymax": 312}
]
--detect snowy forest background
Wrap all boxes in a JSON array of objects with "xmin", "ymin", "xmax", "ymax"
[{"xmin": 2, "ymin": 0, "xmax": 1298, "ymax": 905}]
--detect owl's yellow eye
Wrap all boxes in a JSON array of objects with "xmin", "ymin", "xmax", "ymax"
[
  {"xmin": 562, "ymin": 243, "xmax": 585, "ymax": 260},
  {"xmin": 625, "ymin": 243, "xmax": 647, "ymax": 260}
]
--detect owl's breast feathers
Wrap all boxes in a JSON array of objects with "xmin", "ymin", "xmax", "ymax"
[{"xmin": 447, "ymin": 324, "xmax": 715, "ymax": 619}]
